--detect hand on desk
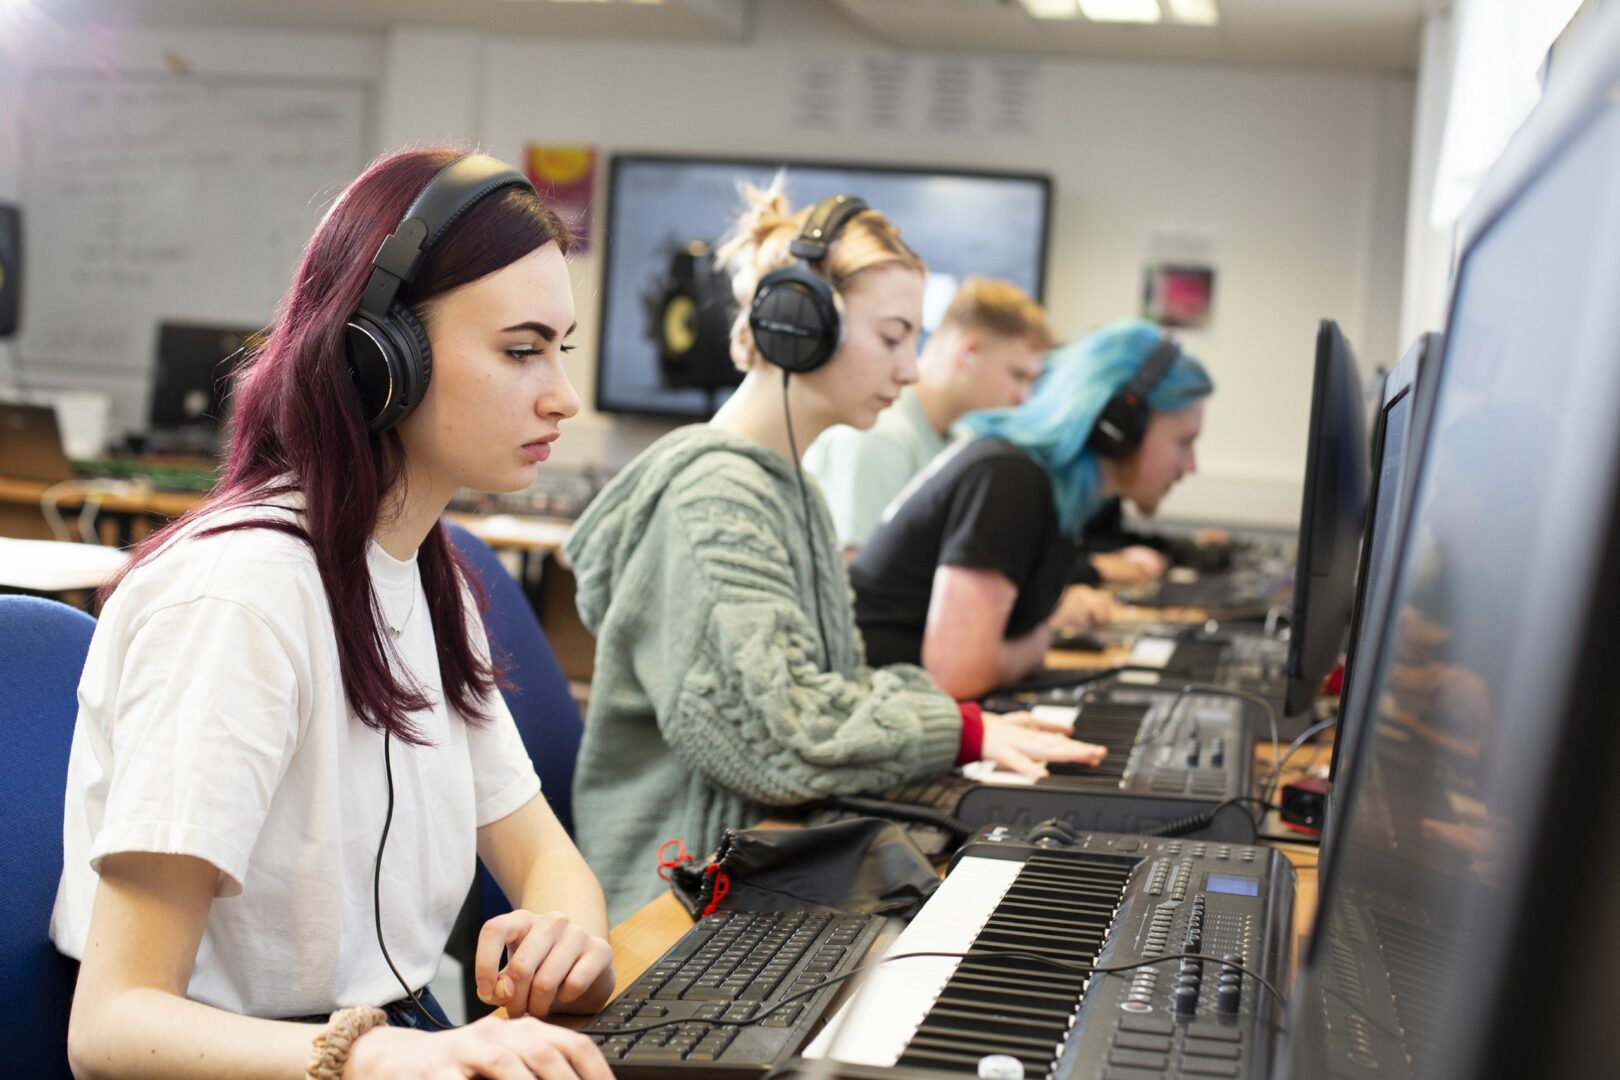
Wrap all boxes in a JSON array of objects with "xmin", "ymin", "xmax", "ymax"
[
  {"xmin": 347, "ymin": 1014, "xmax": 613, "ymax": 1080},
  {"xmin": 1054, "ymin": 584, "xmax": 1122, "ymax": 631},
  {"xmin": 476, "ymin": 909, "xmax": 616, "ymax": 1019},
  {"xmin": 982, "ymin": 710, "xmax": 1109, "ymax": 780},
  {"xmin": 1090, "ymin": 545, "xmax": 1168, "ymax": 585}
]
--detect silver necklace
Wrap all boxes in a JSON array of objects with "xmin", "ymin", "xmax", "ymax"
[{"xmin": 387, "ymin": 585, "xmax": 417, "ymax": 638}]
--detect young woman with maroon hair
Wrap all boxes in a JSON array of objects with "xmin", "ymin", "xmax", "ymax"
[{"xmin": 51, "ymin": 147, "xmax": 614, "ymax": 1080}]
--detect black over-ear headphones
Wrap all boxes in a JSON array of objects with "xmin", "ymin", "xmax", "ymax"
[
  {"xmin": 1088, "ymin": 334, "xmax": 1183, "ymax": 459},
  {"xmin": 346, "ymin": 154, "xmax": 535, "ymax": 433},
  {"xmin": 747, "ymin": 194, "xmax": 869, "ymax": 375}
]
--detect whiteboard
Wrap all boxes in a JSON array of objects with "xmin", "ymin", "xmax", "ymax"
[{"xmin": 15, "ymin": 72, "xmax": 370, "ymax": 434}]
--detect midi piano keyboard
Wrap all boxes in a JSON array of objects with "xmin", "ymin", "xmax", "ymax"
[
  {"xmin": 875, "ymin": 687, "xmax": 1260, "ymax": 843},
  {"xmin": 808, "ymin": 825, "xmax": 1294, "ymax": 1080}
]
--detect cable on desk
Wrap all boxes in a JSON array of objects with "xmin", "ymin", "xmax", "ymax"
[
  {"xmin": 1145, "ymin": 795, "xmax": 1278, "ymax": 842},
  {"xmin": 1265, "ymin": 716, "xmax": 1337, "ymax": 808}
]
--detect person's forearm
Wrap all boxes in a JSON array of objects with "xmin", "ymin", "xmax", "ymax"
[
  {"xmin": 997, "ymin": 622, "xmax": 1050, "ymax": 686},
  {"xmin": 518, "ymin": 847, "xmax": 610, "ymax": 939},
  {"xmin": 69, "ymin": 987, "xmax": 314, "ymax": 1080}
]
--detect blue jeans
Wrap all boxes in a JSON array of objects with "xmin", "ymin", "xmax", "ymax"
[{"xmin": 288, "ymin": 987, "xmax": 454, "ymax": 1029}]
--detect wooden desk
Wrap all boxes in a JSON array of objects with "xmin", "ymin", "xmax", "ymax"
[{"xmin": 0, "ymin": 475, "xmax": 203, "ymax": 543}]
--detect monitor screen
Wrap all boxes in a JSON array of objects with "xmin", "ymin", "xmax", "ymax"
[
  {"xmin": 1284, "ymin": 319, "xmax": 1370, "ymax": 717},
  {"xmin": 1282, "ymin": 37, "xmax": 1620, "ymax": 1080},
  {"xmin": 149, "ymin": 322, "xmax": 257, "ymax": 436},
  {"xmin": 596, "ymin": 155, "xmax": 1051, "ymax": 419},
  {"xmin": 1310, "ymin": 333, "xmax": 1435, "ymax": 924},
  {"xmin": 1324, "ymin": 334, "xmax": 1436, "ymax": 797}
]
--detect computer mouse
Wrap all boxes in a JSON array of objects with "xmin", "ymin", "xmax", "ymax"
[{"xmin": 1052, "ymin": 628, "xmax": 1107, "ymax": 652}]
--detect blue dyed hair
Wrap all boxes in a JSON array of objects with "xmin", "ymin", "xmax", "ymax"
[{"xmin": 960, "ymin": 318, "xmax": 1214, "ymax": 537}]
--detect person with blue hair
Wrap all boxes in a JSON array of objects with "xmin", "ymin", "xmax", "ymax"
[{"xmin": 849, "ymin": 318, "xmax": 1215, "ymax": 699}]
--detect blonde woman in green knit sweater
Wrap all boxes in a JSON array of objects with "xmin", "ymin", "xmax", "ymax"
[{"xmin": 566, "ymin": 185, "xmax": 1107, "ymax": 919}]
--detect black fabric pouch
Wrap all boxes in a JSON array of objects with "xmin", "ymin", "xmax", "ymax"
[{"xmin": 667, "ymin": 818, "xmax": 940, "ymax": 920}]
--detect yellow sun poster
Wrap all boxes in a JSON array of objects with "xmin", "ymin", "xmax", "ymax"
[{"xmin": 524, "ymin": 143, "xmax": 597, "ymax": 253}]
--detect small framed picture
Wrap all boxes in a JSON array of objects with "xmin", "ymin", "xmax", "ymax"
[{"xmin": 1142, "ymin": 263, "xmax": 1215, "ymax": 328}]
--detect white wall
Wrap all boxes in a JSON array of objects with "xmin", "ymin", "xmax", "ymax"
[
  {"xmin": 2, "ymin": 0, "xmax": 1415, "ymax": 526},
  {"xmin": 466, "ymin": 0, "xmax": 1415, "ymax": 524}
]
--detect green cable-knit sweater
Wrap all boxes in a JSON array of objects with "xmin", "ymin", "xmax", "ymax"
[{"xmin": 566, "ymin": 425, "xmax": 965, "ymax": 920}]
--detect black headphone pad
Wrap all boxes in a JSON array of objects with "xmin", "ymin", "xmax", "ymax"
[
  {"xmin": 390, "ymin": 302, "xmax": 433, "ymax": 411},
  {"xmin": 749, "ymin": 264, "xmax": 841, "ymax": 375},
  {"xmin": 345, "ymin": 304, "xmax": 433, "ymax": 432},
  {"xmin": 1088, "ymin": 396, "xmax": 1149, "ymax": 459}
]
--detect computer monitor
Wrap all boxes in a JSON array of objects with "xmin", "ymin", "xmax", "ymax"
[
  {"xmin": 1281, "ymin": 9, "xmax": 1620, "ymax": 1077},
  {"xmin": 148, "ymin": 322, "xmax": 257, "ymax": 452},
  {"xmin": 1323, "ymin": 333, "xmax": 1439, "ymax": 796},
  {"xmin": 597, "ymin": 154, "xmax": 1051, "ymax": 419},
  {"xmin": 1282, "ymin": 319, "xmax": 1369, "ymax": 717},
  {"xmin": 1308, "ymin": 333, "xmax": 1439, "ymax": 893}
]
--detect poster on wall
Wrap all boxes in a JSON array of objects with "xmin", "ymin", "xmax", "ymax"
[
  {"xmin": 1141, "ymin": 224, "xmax": 1218, "ymax": 328},
  {"xmin": 1142, "ymin": 263, "xmax": 1216, "ymax": 328},
  {"xmin": 525, "ymin": 144, "xmax": 598, "ymax": 254}
]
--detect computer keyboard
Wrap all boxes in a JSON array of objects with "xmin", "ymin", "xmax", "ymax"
[{"xmin": 584, "ymin": 908, "xmax": 884, "ymax": 1079}]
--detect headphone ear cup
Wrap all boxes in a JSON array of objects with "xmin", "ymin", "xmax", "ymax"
[
  {"xmin": 750, "ymin": 265, "xmax": 840, "ymax": 375},
  {"xmin": 1088, "ymin": 396, "xmax": 1148, "ymax": 459},
  {"xmin": 390, "ymin": 302, "xmax": 433, "ymax": 410},
  {"xmin": 344, "ymin": 304, "xmax": 433, "ymax": 433}
]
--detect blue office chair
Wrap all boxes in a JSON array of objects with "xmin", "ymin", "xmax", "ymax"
[
  {"xmin": 444, "ymin": 521, "xmax": 587, "ymax": 1017},
  {"xmin": 445, "ymin": 520, "xmax": 584, "ymax": 837},
  {"xmin": 0, "ymin": 596, "xmax": 96, "ymax": 1079}
]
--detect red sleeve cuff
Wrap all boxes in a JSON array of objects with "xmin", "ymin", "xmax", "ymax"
[{"xmin": 956, "ymin": 702, "xmax": 985, "ymax": 766}]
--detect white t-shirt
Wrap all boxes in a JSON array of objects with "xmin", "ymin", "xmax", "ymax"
[{"xmin": 49, "ymin": 499, "xmax": 542, "ymax": 1018}]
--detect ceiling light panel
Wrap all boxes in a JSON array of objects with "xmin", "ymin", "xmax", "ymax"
[
  {"xmin": 1018, "ymin": 0, "xmax": 1081, "ymax": 19},
  {"xmin": 1165, "ymin": 0, "xmax": 1218, "ymax": 25},
  {"xmin": 1079, "ymin": 0, "xmax": 1162, "ymax": 23}
]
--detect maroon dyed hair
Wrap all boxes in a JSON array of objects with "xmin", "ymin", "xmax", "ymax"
[{"xmin": 100, "ymin": 146, "xmax": 571, "ymax": 744}]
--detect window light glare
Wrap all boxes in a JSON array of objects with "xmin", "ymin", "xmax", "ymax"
[{"xmin": 1079, "ymin": 0, "xmax": 1163, "ymax": 24}]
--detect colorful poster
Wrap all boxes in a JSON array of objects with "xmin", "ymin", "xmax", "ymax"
[
  {"xmin": 524, "ymin": 144, "xmax": 597, "ymax": 254},
  {"xmin": 1142, "ymin": 264, "xmax": 1216, "ymax": 328}
]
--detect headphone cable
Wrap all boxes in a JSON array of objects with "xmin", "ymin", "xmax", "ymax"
[
  {"xmin": 375, "ymin": 731, "xmax": 452, "ymax": 1030},
  {"xmin": 782, "ymin": 369, "xmax": 832, "ymax": 671}
]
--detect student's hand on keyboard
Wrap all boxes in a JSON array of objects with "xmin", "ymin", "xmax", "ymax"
[
  {"xmin": 1090, "ymin": 546, "xmax": 1168, "ymax": 584},
  {"xmin": 347, "ymin": 1014, "xmax": 612, "ymax": 1080},
  {"xmin": 476, "ymin": 910, "xmax": 616, "ymax": 1019},
  {"xmin": 1053, "ymin": 584, "xmax": 1121, "ymax": 631},
  {"xmin": 981, "ymin": 710, "xmax": 1109, "ymax": 780}
]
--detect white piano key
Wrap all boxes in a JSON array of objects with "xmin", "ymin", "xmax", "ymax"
[{"xmin": 804, "ymin": 856, "xmax": 1024, "ymax": 1066}]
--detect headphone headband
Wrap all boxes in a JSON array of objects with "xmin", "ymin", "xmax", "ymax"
[
  {"xmin": 1119, "ymin": 335, "xmax": 1181, "ymax": 406},
  {"xmin": 356, "ymin": 155, "xmax": 535, "ymax": 320},
  {"xmin": 789, "ymin": 194, "xmax": 869, "ymax": 262}
]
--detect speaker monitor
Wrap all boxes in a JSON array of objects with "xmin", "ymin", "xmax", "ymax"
[{"xmin": 0, "ymin": 204, "xmax": 21, "ymax": 339}]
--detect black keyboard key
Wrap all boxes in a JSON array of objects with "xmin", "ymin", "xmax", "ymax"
[
  {"xmin": 624, "ymin": 1046, "xmax": 692, "ymax": 1063},
  {"xmin": 583, "ymin": 908, "xmax": 881, "ymax": 1075}
]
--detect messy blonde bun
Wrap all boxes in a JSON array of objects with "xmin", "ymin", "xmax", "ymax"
[{"xmin": 715, "ymin": 178, "xmax": 925, "ymax": 371}]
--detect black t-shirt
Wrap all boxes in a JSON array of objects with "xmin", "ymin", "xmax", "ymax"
[{"xmin": 850, "ymin": 437, "xmax": 1080, "ymax": 667}]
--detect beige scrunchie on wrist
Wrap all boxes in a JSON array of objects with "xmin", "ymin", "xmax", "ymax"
[{"xmin": 306, "ymin": 1005, "xmax": 389, "ymax": 1080}]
